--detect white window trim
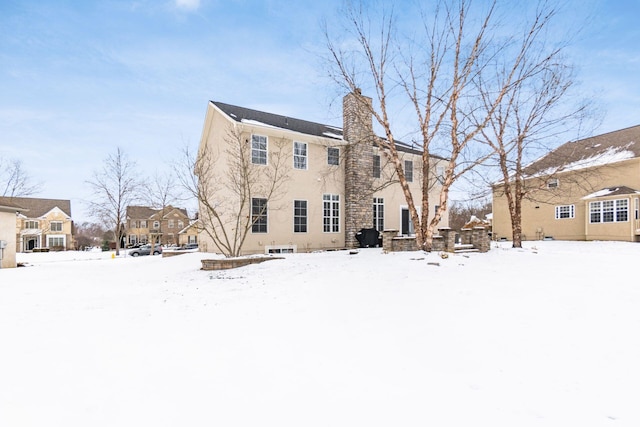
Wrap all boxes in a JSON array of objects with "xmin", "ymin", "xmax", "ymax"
[
  {"xmin": 404, "ymin": 160, "xmax": 413, "ymax": 182},
  {"xmin": 399, "ymin": 205, "xmax": 420, "ymax": 236},
  {"xmin": 251, "ymin": 134, "xmax": 268, "ymax": 165},
  {"xmin": 251, "ymin": 197, "xmax": 268, "ymax": 233},
  {"xmin": 47, "ymin": 234, "xmax": 66, "ymax": 248},
  {"xmin": 50, "ymin": 221, "xmax": 63, "ymax": 232},
  {"xmin": 547, "ymin": 178, "xmax": 559, "ymax": 189},
  {"xmin": 322, "ymin": 194, "xmax": 340, "ymax": 233},
  {"xmin": 265, "ymin": 245, "xmax": 297, "ymax": 254},
  {"xmin": 554, "ymin": 204, "xmax": 575, "ymax": 219},
  {"xmin": 589, "ymin": 199, "xmax": 629, "ymax": 223},
  {"xmin": 327, "ymin": 147, "xmax": 340, "ymax": 166},
  {"xmin": 373, "ymin": 197, "xmax": 384, "ymax": 231},
  {"xmin": 293, "ymin": 141, "xmax": 308, "ymax": 170},
  {"xmin": 293, "ymin": 199, "xmax": 308, "ymax": 233}
]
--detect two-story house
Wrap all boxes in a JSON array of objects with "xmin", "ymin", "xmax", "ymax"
[
  {"xmin": 492, "ymin": 125, "xmax": 640, "ymax": 242},
  {"xmin": 195, "ymin": 91, "xmax": 449, "ymax": 255},
  {"xmin": 8, "ymin": 197, "xmax": 75, "ymax": 252},
  {"xmin": 125, "ymin": 205, "xmax": 191, "ymax": 247}
]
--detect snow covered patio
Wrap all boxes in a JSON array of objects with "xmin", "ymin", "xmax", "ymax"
[{"xmin": 1, "ymin": 241, "xmax": 638, "ymax": 426}]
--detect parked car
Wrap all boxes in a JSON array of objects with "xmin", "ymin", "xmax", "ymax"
[{"xmin": 128, "ymin": 244, "xmax": 163, "ymax": 257}]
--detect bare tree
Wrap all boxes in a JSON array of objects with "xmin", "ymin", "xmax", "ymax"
[
  {"xmin": 474, "ymin": 6, "xmax": 594, "ymax": 247},
  {"xmin": 86, "ymin": 148, "xmax": 142, "ymax": 256},
  {"xmin": 176, "ymin": 125, "xmax": 291, "ymax": 258},
  {"xmin": 0, "ymin": 157, "xmax": 41, "ymax": 197},
  {"xmin": 325, "ymin": 0, "xmax": 567, "ymax": 251},
  {"xmin": 75, "ymin": 221, "xmax": 108, "ymax": 250}
]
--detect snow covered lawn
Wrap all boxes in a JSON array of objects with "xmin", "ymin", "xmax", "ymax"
[{"xmin": 1, "ymin": 241, "xmax": 639, "ymax": 426}]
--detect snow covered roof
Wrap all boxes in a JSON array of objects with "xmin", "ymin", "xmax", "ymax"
[
  {"xmin": 582, "ymin": 186, "xmax": 640, "ymax": 199},
  {"xmin": 212, "ymin": 101, "xmax": 344, "ymax": 141},
  {"xmin": 523, "ymin": 125, "xmax": 640, "ymax": 177}
]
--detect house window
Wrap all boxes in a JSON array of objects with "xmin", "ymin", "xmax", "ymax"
[
  {"xmin": 323, "ymin": 194, "xmax": 340, "ymax": 233},
  {"xmin": 294, "ymin": 141, "xmax": 307, "ymax": 170},
  {"xmin": 48, "ymin": 236, "xmax": 64, "ymax": 248},
  {"xmin": 140, "ymin": 235, "xmax": 148, "ymax": 244},
  {"xmin": 555, "ymin": 205, "xmax": 575, "ymax": 219},
  {"xmin": 178, "ymin": 220, "xmax": 184, "ymax": 229},
  {"xmin": 251, "ymin": 198, "xmax": 268, "ymax": 233},
  {"xmin": 373, "ymin": 155, "xmax": 381, "ymax": 178},
  {"xmin": 129, "ymin": 235, "xmax": 138, "ymax": 245},
  {"xmin": 294, "ymin": 200, "xmax": 307, "ymax": 233},
  {"xmin": 50, "ymin": 221, "xmax": 63, "ymax": 232},
  {"xmin": 635, "ymin": 198, "xmax": 639, "ymax": 220},
  {"xmin": 547, "ymin": 178, "xmax": 559, "ymax": 189},
  {"xmin": 590, "ymin": 199, "xmax": 628, "ymax": 223},
  {"xmin": 140, "ymin": 220, "xmax": 147, "ymax": 228},
  {"xmin": 188, "ymin": 235, "xmax": 197, "ymax": 244},
  {"xmin": 327, "ymin": 147, "xmax": 339, "ymax": 165},
  {"xmin": 404, "ymin": 160, "xmax": 413, "ymax": 182},
  {"xmin": 251, "ymin": 134, "xmax": 268, "ymax": 165},
  {"xmin": 168, "ymin": 220, "xmax": 174, "ymax": 229},
  {"xmin": 616, "ymin": 199, "xmax": 628, "ymax": 222},
  {"xmin": 436, "ymin": 166, "xmax": 445, "ymax": 184},
  {"xmin": 373, "ymin": 198, "xmax": 384, "ymax": 231},
  {"xmin": 153, "ymin": 221, "xmax": 160, "ymax": 229},
  {"xmin": 25, "ymin": 220, "xmax": 39, "ymax": 229}
]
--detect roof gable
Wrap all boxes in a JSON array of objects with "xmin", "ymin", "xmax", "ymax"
[{"xmin": 3, "ymin": 197, "xmax": 71, "ymax": 218}]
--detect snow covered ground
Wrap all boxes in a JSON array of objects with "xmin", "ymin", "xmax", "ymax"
[{"xmin": 1, "ymin": 241, "xmax": 639, "ymax": 426}]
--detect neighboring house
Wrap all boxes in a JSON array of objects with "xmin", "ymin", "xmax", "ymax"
[
  {"xmin": 0, "ymin": 197, "xmax": 28, "ymax": 268},
  {"xmin": 178, "ymin": 219, "xmax": 199, "ymax": 246},
  {"xmin": 196, "ymin": 91, "xmax": 449, "ymax": 255},
  {"xmin": 126, "ymin": 205, "xmax": 191, "ymax": 246},
  {"xmin": 8, "ymin": 197, "xmax": 75, "ymax": 252},
  {"xmin": 492, "ymin": 125, "xmax": 640, "ymax": 242}
]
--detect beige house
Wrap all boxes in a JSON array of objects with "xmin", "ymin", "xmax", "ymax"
[
  {"xmin": 7, "ymin": 197, "xmax": 75, "ymax": 252},
  {"xmin": 125, "ymin": 205, "xmax": 191, "ymax": 246},
  {"xmin": 196, "ymin": 91, "xmax": 449, "ymax": 255},
  {"xmin": 0, "ymin": 198, "xmax": 28, "ymax": 268},
  {"xmin": 178, "ymin": 219, "xmax": 199, "ymax": 246},
  {"xmin": 493, "ymin": 125, "xmax": 640, "ymax": 242}
]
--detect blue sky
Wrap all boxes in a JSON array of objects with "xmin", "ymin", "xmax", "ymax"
[{"xmin": 1, "ymin": 0, "xmax": 638, "ymax": 223}]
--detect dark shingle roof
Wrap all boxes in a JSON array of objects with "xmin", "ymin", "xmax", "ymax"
[
  {"xmin": 525, "ymin": 125, "xmax": 640, "ymax": 176},
  {"xmin": 210, "ymin": 100, "xmax": 442, "ymax": 158},
  {"xmin": 212, "ymin": 101, "xmax": 344, "ymax": 140},
  {"xmin": 4, "ymin": 197, "xmax": 71, "ymax": 217}
]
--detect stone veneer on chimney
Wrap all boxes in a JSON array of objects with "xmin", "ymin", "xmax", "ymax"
[{"xmin": 343, "ymin": 90, "xmax": 374, "ymax": 248}]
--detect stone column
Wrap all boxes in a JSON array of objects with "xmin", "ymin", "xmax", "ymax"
[
  {"xmin": 343, "ymin": 90, "xmax": 374, "ymax": 248},
  {"xmin": 382, "ymin": 229, "xmax": 398, "ymax": 252},
  {"xmin": 438, "ymin": 227, "xmax": 456, "ymax": 252}
]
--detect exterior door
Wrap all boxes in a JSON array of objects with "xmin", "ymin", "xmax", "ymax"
[{"xmin": 401, "ymin": 207, "xmax": 414, "ymax": 236}]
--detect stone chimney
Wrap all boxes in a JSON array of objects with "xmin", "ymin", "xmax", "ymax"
[{"xmin": 343, "ymin": 90, "xmax": 374, "ymax": 248}]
